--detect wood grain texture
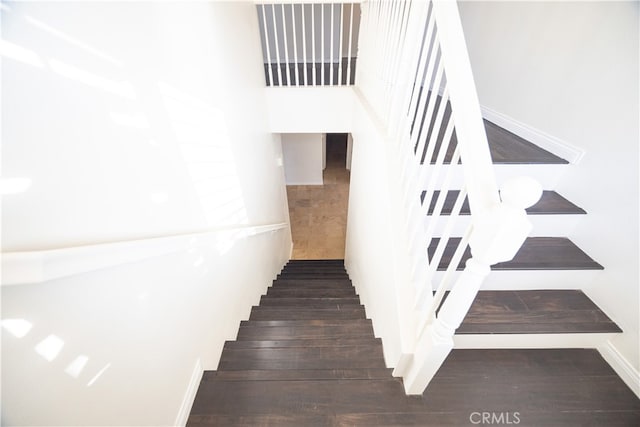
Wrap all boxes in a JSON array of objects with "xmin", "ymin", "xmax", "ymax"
[
  {"xmin": 188, "ymin": 262, "xmax": 636, "ymax": 426},
  {"xmin": 429, "ymin": 237, "xmax": 604, "ymax": 270},
  {"xmin": 421, "ymin": 190, "xmax": 587, "ymax": 215},
  {"xmin": 456, "ymin": 290, "xmax": 621, "ymax": 334},
  {"xmin": 411, "ymin": 90, "xmax": 568, "ymax": 165}
]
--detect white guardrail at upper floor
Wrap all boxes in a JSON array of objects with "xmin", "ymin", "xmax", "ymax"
[{"xmin": 254, "ymin": 1, "xmax": 362, "ymax": 86}]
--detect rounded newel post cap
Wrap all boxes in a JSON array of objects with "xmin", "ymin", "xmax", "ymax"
[{"xmin": 500, "ymin": 176, "xmax": 543, "ymax": 209}]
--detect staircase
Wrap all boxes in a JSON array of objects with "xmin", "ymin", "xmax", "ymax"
[{"xmin": 187, "ymin": 259, "xmax": 640, "ymax": 426}]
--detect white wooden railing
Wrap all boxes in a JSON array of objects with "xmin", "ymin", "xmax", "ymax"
[
  {"xmin": 356, "ymin": 0, "xmax": 542, "ymax": 394},
  {"xmin": 255, "ymin": 2, "xmax": 361, "ymax": 86},
  {"xmin": 2, "ymin": 223, "xmax": 289, "ymax": 286}
]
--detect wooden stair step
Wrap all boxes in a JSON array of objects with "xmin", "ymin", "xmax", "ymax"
[
  {"xmin": 282, "ymin": 265, "xmax": 346, "ymax": 271},
  {"xmin": 189, "ymin": 257, "xmax": 639, "ymax": 425},
  {"xmin": 431, "ymin": 237, "xmax": 603, "ymax": 270},
  {"xmin": 484, "ymin": 119, "xmax": 568, "ymax": 164},
  {"xmin": 413, "ymin": 94, "xmax": 567, "ymax": 165},
  {"xmin": 203, "ymin": 368, "xmax": 395, "ymax": 382},
  {"xmin": 236, "ymin": 324, "xmax": 374, "ymax": 340},
  {"xmin": 218, "ymin": 346, "xmax": 386, "ymax": 370},
  {"xmin": 189, "ymin": 378, "xmax": 414, "ymax": 416},
  {"xmin": 277, "ymin": 273, "xmax": 350, "ymax": 280},
  {"xmin": 240, "ymin": 319, "xmax": 372, "ymax": 327},
  {"xmin": 225, "ymin": 337, "xmax": 382, "ymax": 349},
  {"xmin": 189, "ymin": 349, "xmax": 640, "ymax": 424},
  {"xmin": 270, "ymin": 279, "xmax": 353, "ymax": 288},
  {"xmin": 265, "ymin": 288, "xmax": 357, "ymax": 298},
  {"xmin": 421, "ymin": 190, "xmax": 586, "ymax": 215},
  {"xmin": 188, "ymin": 414, "xmax": 334, "ymax": 427},
  {"xmin": 279, "ymin": 268, "xmax": 348, "ymax": 272},
  {"xmin": 249, "ymin": 307, "xmax": 366, "ymax": 321},
  {"xmin": 286, "ymin": 259, "xmax": 345, "ymax": 265},
  {"xmin": 457, "ymin": 290, "xmax": 621, "ymax": 334},
  {"xmin": 435, "ymin": 349, "xmax": 623, "ymax": 379},
  {"xmin": 332, "ymin": 409, "xmax": 640, "ymax": 427},
  {"xmin": 259, "ymin": 297, "xmax": 361, "ymax": 307}
]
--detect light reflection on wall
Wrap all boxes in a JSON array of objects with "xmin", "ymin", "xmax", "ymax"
[
  {"xmin": 0, "ymin": 177, "xmax": 32, "ymax": 195},
  {"xmin": 0, "ymin": 39, "xmax": 44, "ymax": 67},
  {"xmin": 24, "ymin": 14, "xmax": 124, "ymax": 68},
  {"xmin": 158, "ymin": 81, "xmax": 249, "ymax": 240},
  {"xmin": 2, "ymin": 318, "xmax": 33, "ymax": 338},
  {"xmin": 2, "ymin": 316, "xmax": 114, "ymax": 387},
  {"xmin": 48, "ymin": 58, "xmax": 136, "ymax": 99}
]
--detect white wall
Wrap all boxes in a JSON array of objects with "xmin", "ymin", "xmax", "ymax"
[
  {"xmin": 345, "ymin": 99, "xmax": 409, "ymax": 368},
  {"xmin": 266, "ymin": 87, "xmax": 355, "ymax": 133},
  {"xmin": 2, "ymin": 1, "xmax": 289, "ymax": 252},
  {"xmin": 1, "ymin": 1, "xmax": 291, "ymax": 425},
  {"xmin": 1, "ymin": 228, "xmax": 290, "ymax": 426},
  {"xmin": 281, "ymin": 133, "xmax": 324, "ymax": 185},
  {"xmin": 458, "ymin": 0, "xmax": 640, "ymax": 372}
]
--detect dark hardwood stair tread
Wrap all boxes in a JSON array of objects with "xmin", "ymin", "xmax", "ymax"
[
  {"xmin": 283, "ymin": 260, "xmax": 345, "ymax": 265},
  {"xmin": 265, "ymin": 288, "xmax": 357, "ymax": 297},
  {"xmin": 277, "ymin": 273, "xmax": 350, "ymax": 279},
  {"xmin": 236, "ymin": 325, "xmax": 375, "ymax": 340},
  {"xmin": 189, "ymin": 259, "xmax": 637, "ymax": 426},
  {"xmin": 190, "ymin": 363, "xmax": 639, "ymax": 417},
  {"xmin": 225, "ymin": 337, "xmax": 382, "ymax": 349},
  {"xmin": 421, "ymin": 190, "xmax": 586, "ymax": 215},
  {"xmin": 249, "ymin": 308, "xmax": 366, "ymax": 321},
  {"xmin": 412, "ymin": 91, "xmax": 567, "ymax": 165},
  {"xmin": 280, "ymin": 270, "xmax": 348, "ymax": 275},
  {"xmin": 259, "ymin": 297, "xmax": 361, "ymax": 307},
  {"xmin": 484, "ymin": 119, "xmax": 568, "ymax": 164},
  {"xmin": 456, "ymin": 290, "xmax": 621, "ymax": 334},
  {"xmin": 218, "ymin": 347, "xmax": 386, "ymax": 370},
  {"xmin": 187, "ymin": 411, "xmax": 640, "ymax": 427},
  {"xmin": 240, "ymin": 319, "xmax": 372, "ymax": 327},
  {"xmin": 204, "ymin": 368, "xmax": 395, "ymax": 381},
  {"xmin": 272, "ymin": 278, "xmax": 353, "ymax": 288},
  {"xmin": 430, "ymin": 237, "xmax": 603, "ymax": 270}
]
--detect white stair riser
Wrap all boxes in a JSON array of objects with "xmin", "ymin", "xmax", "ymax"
[
  {"xmin": 425, "ymin": 214, "xmax": 584, "ymax": 237},
  {"xmin": 430, "ymin": 270, "xmax": 602, "ymax": 291},
  {"xmin": 419, "ymin": 164, "xmax": 567, "ymax": 191},
  {"xmin": 453, "ymin": 333, "xmax": 619, "ymax": 349}
]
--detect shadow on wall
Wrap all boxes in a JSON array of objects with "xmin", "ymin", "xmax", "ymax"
[
  {"xmin": 0, "ymin": 0, "xmax": 254, "ymax": 399},
  {"xmin": 1, "ymin": 2, "xmax": 250, "ymax": 249}
]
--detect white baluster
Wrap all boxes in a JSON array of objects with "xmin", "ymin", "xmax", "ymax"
[
  {"xmin": 260, "ymin": 5, "xmax": 274, "ymax": 86},
  {"xmin": 291, "ymin": 4, "xmax": 299, "ymax": 86},
  {"xmin": 346, "ymin": 3, "xmax": 354, "ymax": 85},
  {"xmin": 302, "ymin": 4, "xmax": 308, "ymax": 85},
  {"xmin": 271, "ymin": 4, "xmax": 282, "ymax": 86},
  {"xmin": 281, "ymin": 4, "xmax": 291, "ymax": 86}
]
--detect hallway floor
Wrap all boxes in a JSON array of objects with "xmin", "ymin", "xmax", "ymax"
[{"xmin": 287, "ymin": 136, "xmax": 350, "ymax": 259}]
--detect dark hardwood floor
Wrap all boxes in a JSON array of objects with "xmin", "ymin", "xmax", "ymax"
[
  {"xmin": 187, "ymin": 261, "xmax": 638, "ymax": 426},
  {"xmin": 458, "ymin": 290, "xmax": 621, "ymax": 334},
  {"xmin": 411, "ymin": 91, "xmax": 567, "ymax": 165},
  {"xmin": 429, "ymin": 237, "xmax": 604, "ymax": 271}
]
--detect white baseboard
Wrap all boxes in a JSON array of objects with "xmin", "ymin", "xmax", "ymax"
[
  {"xmin": 174, "ymin": 358, "xmax": 203, "ymax": 427},
  {"xmin": 481, "ymin": 106, "xmax": 585, "ymax": 164},
  {"xmin": 598, "ymin": 340, "xmax": 640, "ymax": 399}
]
